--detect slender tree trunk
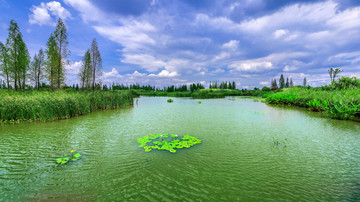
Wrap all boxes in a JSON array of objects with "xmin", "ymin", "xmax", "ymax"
[
  {"xmin": 57, "ymin": 40, "xmax": 62, "ymax": 89},
  {"xmin": 14, "ymin": 56, "xmax": 18, "ymax": 91},
  {"xmin": 51, "ymin": 68, "xmax": 54, "ymax": 91},
  {"xmin": 18, "ymin": 74, "xmax": 21, "ymax": 90},
  {"xmin": 6, "ymin": 73, "xmax": 9, "ymax": 90},
  {"xmin": 37, "ymin": 63, "xmax": 40, "ymax": 90},
  {"xmin": 92, "ymin": 58, "xmax": 96, "ymax": 91}
]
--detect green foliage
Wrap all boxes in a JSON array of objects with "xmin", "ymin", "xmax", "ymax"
[
  {"xmin": 79, "ymin": 50, "xmax": 92, "ymax": 90},
  {"xmin": 0, "ymin": 90, "xmax": 136, "ymax": 123},
  {"xmin": 167, "ymin": 99, "xmax": 173, "ymax": 103},
  {"xmin": 266, "ymin": 94, "xmax": 299, "ymax": 105},
  {"xmin": 137, "ymin": 134, "xmax": 202, "ymax": 153},
  {"xmin": 266, "ymin": 86, "xmax": 360, "ymax": 120},
  {"xmin": 261, "ymin": 86, "xmax": 271, "ymax": 91},
  {"xmin": 306, "ymin": 99, "xmax": 328, "ymax": 112},
  {"xmin": 322, "ymin": 77, "xmax": 360, "ymax": 90},
  {"xmin": 56, "ymin": 150, "xmax": 81, "ymax": 165}
]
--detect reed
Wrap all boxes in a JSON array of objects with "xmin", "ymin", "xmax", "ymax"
[
  {"xmin": 266, "ymin": 87, "xmax": 360, "ymax": 120},
  {"xmin": 0, "ymin": 90, "xmax": 137, "ymax": 123}
]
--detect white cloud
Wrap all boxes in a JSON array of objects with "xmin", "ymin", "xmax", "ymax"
[
  {"xmin": 328, "ymin": 51, "xmax": 360, "ymax": 64},
  {"xmin": 46, "ymin": 1, "xmax": 71, "ymax": 20},
  {"xmin": 283, "ymin": 65, "xmax": 297, "ymax": 72},
  {"xmin": 239, "ymin": 1, "xmax": 337, "ymax": 33},
  {"xmin": 260, "ymin": 81, "xmax": 269, "ymax": 85},
  {"xmin": 121, "ymin": 54, "xmax": 165, "ymax": 72},
  {"xmin": 229, "ymin": 61, "xmax": 274, "ymax": 72},
  {"xmin": 93, "ymin": 21, "xmax": 156, "ymax": 52},
  {"xmin": 272, "ymin": 29, "xmax": 288, "ymax": 38},
  {"xmin": 150, "ymin": 70, "xmax": 179, "ymax": 77},
  {"xmin": 29, "ymin": 1, "xmax": 71, "ymax": 26},
  {"xmin": 63, "ymin": 0, "xmax": 106, "ymax": 23},
  {"xmin": 213, "ymin": 52, "xmax": 231, "ymax": 61},
  {"xmin": 222, "ymin": 40, "xmax": 239, "ymax": 51},
  {"xmin": 29, "ymin": 3, "xmax": 53, "ymax": 26},
  {"xmin": 195, "ymin": 14, "xmax": 242, "ymax": 33}
]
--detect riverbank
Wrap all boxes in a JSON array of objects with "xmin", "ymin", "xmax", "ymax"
[
  {"xmin": 0, "ymin": 90, "xmax": 137, "ymax": 123},
  {"xmin": 136, "ymin": 88, "xmax": 279, "ymax": 99},
  {"xmin": 266, "ymin": 87, "xmax": 360, "ymax": 121}
]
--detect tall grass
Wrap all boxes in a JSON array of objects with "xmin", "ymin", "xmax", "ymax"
[
  {"xmin": 0, "ymin": 90, "xmax": 137, "ymax": 123},
  {"xmin": 266, "ymin": 87, "xmax": 360, "ymax": 120}
]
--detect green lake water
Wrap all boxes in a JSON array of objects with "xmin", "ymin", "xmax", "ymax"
[{"xmin": 0, "ymin": 96, "xmax": 360, "ymax": 201}]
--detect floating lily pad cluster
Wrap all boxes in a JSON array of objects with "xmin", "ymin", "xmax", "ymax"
[
  {"xmin": 56, "ymin": 150, "xmax": 82, "ymax": 165},
  {"xmin": 137, "ymin": 134, "xmax": 202, "ymax": 153}
]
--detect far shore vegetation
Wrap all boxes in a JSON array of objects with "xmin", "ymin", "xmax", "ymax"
[{"xmin": 0, "ymin": 19, "xmax": 359, "ymax": 123}]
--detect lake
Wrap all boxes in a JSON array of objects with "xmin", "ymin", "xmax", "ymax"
[{"xmin": 0, "ymin": 96, "xmax": 359, "ymax": 201}]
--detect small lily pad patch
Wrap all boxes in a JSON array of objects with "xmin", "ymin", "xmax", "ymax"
[
  {"xmin": 137, "ymin": 134, "xmax": 202, "ymax": 153},
  {"xmin": 56, "ymin": 150, "xmax": 82, "ymax": 165}
]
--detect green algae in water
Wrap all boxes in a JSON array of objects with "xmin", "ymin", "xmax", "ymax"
[
  {"xmin": 167, "ymin": 99, "xmax": 173, "ymax": 103},
  {"xmin": 137, "ymin": 134, "xmax": 202, "ymax": 153}
]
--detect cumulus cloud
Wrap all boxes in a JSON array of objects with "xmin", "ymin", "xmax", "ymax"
[
  {"xmin": 153, "ymin": 70, "xmax": 179, "ymax": 77},
  {"xmin": 121, "ymin": 54, "xmax": 165, "ymax": 72},
  {"xmin": 63, "ymin": 0, "xmax": 106, "ymax": 23},
  {"xmin": 29, "ymin": 1, "xmax": 71, "ymax": 26},
  {"xmin": 229, "ymin": 61, "xmax": 274, "ymax": 72},
  {"xmin": 222, "ymin": 40, "xmax": 239, "ymax": 51},
  {"xmin": 283, "ymin": 65, "xmax": 297, "ymax": 72},
  {"xmin": 61, "ymin": 0, "xmax": 360, "ymax": 88},
  {"xmin": 93, "ymin": 22, "xmax": 156, "ymax": 51},
  {"xmin": 272, "ymin": 29, "xmax": 288, "ymax": 38}
]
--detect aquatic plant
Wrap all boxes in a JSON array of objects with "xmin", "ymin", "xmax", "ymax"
[
  {"xmin": 306, "ymin": 99, "xmax": 328, "ymax": 112},
  {"xmin": 198, "ymin": 101, "xmax": 202, "ymax": 104},
  {"xmin": 137, "ymin": 134, "xmax": 202, "ymax": 153},
  {"xmin": 0, "ymin": 90, "xmax": 137, "ymax": 123},
  {"xmin": 272, "ymin": 137, "xmax": 287, "ymax": 147},
  {"xmin": 266, "ymin": 86, "xmax": 360, "ymax": 120},
  {"xmin": 167, "ymin": 99, "xmax": 173, "ymax": 103},
  {"xmin": 56, "ymin": 150, "xmax": 82, "ymax": 165}
]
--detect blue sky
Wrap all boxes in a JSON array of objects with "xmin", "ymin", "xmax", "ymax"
[{"xmin": 0, "ymin": 0, "xmax": 360, "ymax": 88}]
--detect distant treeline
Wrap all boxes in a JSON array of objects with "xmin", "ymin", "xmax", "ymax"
[{"xmin": 209, "ymin": 81, "xmax": 236, "ymax": 89}]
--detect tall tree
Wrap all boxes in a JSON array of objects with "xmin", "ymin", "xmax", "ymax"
[
  {"xmin": 285, "ymin": 77, "xmax": 289, "ymax": 88},
  {"xmin": 31, "ymin": 49, "xmax": 45, "ymax": 89},
  {"xmin": 328, "ymin": 68, "xmax": 334, "ymax": 82},
  {"xmin": 36, "ymin": 49, "xmax": 44, "ymax": 89},
  {"xmin": 6, "ymin": 20, "xmax": 21, "ymax": 90},
  {"xmin": 279, "ymin": 74, "xmax": 285, "ymax": 88},
  {"xmin": 303, "ymin": 77, "xmax": 307, "ymax": 86},
  {"xmin": 290, "ymin": 78, "xmax": 294, "ymax": 87},
  {"xmin": 79, "ymin": 50, "xmax": 92, "ymax": 90},
  {"xmin": 90, "ymin": 38, "xmax": 102, "ymax": 91},
  {"xmin": 17, "ymin": 35, "xmax": 30, "ymax": 90},
  {"xmin": 54, "ymin": 18, "xmax": 69, "ymax": 89},
  {"xmin": 0, "ymin": 42, "xmax": 11, "ymax": 89},
  {"xmin": 232, "ymin": 81, "xmax": 236, "ymax": 89},
  {"xmin": 45, "ymin": 34, "xmax": 59, "ymax": 90},
  {"xmin": 333, "ymin": 68, "xmax": 342, "ymax": 82}
]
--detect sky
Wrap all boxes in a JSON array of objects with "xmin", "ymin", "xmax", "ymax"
[{"xmin": 0, "ymin": 0, "xmax": 360, "ymax": 89}]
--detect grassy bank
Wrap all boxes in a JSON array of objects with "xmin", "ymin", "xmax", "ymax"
[
  {"xmin": 0, "ymin": 90, "xmax": 137, "ymax": 123},
  {"xmin": 136, "ymin": 88, "xmax": 279, "ymax": 99},
  {"xmin": 266, "ymin": 87, "xmax": 360, "ymax": 121}
]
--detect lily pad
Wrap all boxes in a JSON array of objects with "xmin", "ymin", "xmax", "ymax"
[{"xmin": 137, "ymin": 134, "xmax": 202, "ymax": 153}]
